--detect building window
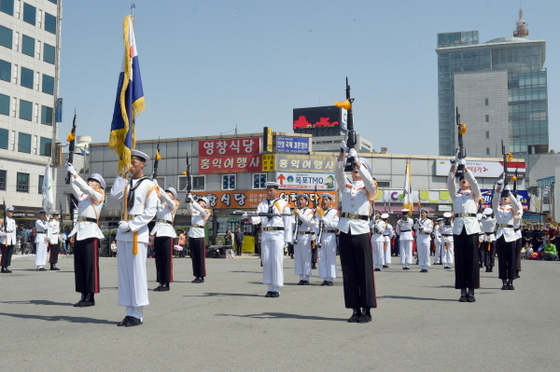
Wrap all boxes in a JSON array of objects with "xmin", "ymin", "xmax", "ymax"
[
  {"xmin": 42, "ymin": 74, "xmax": 54, "ymax": 94},
  {"xmin": 18, "ymin": 132, "xmax": 31, "ymax": 153},
  {"xmin": 0, "ymin": 0, "xmax": 14, "ymax": 16},
  {"xmin": 376, "ymin": 181, "xmax": 390, "ymax": 188},
  {"xmin": 0, "ymin": 128, "xmax": 8, "ymax": 149},
  {"xmin": 485, "ymin": 131, "xmax": 489, "ymax": 139},
  {"xmin": 39, "ymin": 137, "xmax": 51, "ymax": 156},
  {"xmin": 0, "ymin": 93, "xmax": 8, "ymax": 115},
  {"xmin": 485, "ymin": 115, "xmax": 489, "ymax": 123},
  {"xmin": 38, "ymin": 174, "xmax": 43, "ymax": 193},
  {"xmin": 253, "ymin": 173, "xmax": 267, "ymax": 189},
  {"xmin": 486, "ymin": 147, "xmax": 490, "ymax": 156},
  {"xmin": 41, "ymin": 105, "xmax": 53, "ymax": 125},
  {"xmin": 485, "ymin": 98, "xmax": 489, "ymax": 106},
  {"xmin": 0, "ymin": 59, "xmax": 10, "ymax": 81},
  {"xmin": 0, "ymin": 25, "xmax": 12, "ymax": 49},
  {"xmin": 48, "ymin": 0, "xmax": 57, "ymax": 4},
  {"xmin": 43, "ymin": 43, "xmax": 55, "ymax": 64},
  {"xmin": 44, "ymin": 12, "xmax": 56, "ymax": 34},
  {"xmin": 20, "ymin": 67, "xmax": 33, "ymax": 88},
  {"xmin": 0, "ymin": 169, "xmax": 6, "ymax": 190},
  {"xmin": 23, "ymin": 3, "xmax": 36, "ymax": 25},
  {"xmin": 21, "ymin": 34, "xmax": 34, "ymax": 56},
  {"xmin": 19, "ymin": 99, "xmax": 32, "ymax": 121},
  {"xmin": 178, "ymin": 175, "xmax": 205, "ymax": 192},
  {"xmin": 222, "ymin": 175, "xmax": 236, "ymax": 190},
  {"xmin": 16, "ymin": 172, "xmax": 29, "ymax": 193}
]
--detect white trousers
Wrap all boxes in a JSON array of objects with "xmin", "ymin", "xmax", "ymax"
[
  {"xmin": 416, "ymin": 235, "xmax": 431, "ymax": 269},
  {"xmin": 371, "ymin": 235, "xmax": 384, "ymax": 268},
  {"xmin": 400, "ymin": 239, "xmax": 413, "ymax": 266},
  {"xmin": 383, "ymin": 236, "xmax": 392, "ymax": 265},
  {"xmin": 35, "ymin": 241, "xmax": 48, "ymax": 267},
  {"xmin": 441, "ymin": 236, "xmax": 454, "ymax": 266},
  {"xmin": 318, "ymin": 233, "xmax": 337, "ymax": 279},
  {"xmin": 294, "ymin": 234, "xmax": 312, "ymax": 276},
  {"xmin": 117, "ymin": 240, "xmax": 149, "ymax": 308},
  {"xmin": 261, "ymin": 232, "xmax": 284, "ymax": 287}
]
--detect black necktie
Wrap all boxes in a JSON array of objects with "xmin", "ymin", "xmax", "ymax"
[{"xmin": 267, "ymin": 200, "xmax": 274, "ymax": 222}]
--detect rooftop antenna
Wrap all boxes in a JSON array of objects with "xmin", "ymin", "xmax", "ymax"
[{"xmin": 513, "ymin": 9, "xmax": 529, "ymax": 38}]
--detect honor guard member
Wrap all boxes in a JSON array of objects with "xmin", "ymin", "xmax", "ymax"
[
  {"xmin": 316, "ymin": 193, "xmax": 339, "ymax": 286},
  {"xmin": 150, "ymin": 186, "xmax": 179, "ymax": 291},
  {"xmin": 440, "ymin": 212, "xmax": 454, "ymax": 269},
  {"xmin": 66, "ymin": 164, "xmax": 105, "ymax": 307},
  {"xmin": 248, "ymin": 181, "xmax": 292, "ymax": 297},
  {"xmin": 1, "ymin": 207, "xmax": 16, "ymax": 273},
  {"xmin": 381, "ymin": 213, "xmax": 394, "ymax": 268},
  {"xmin": 396, "ymin": 209, "xmax": 414, "ymax": 270},
  {"xmin": 110, "ymin": 150, "xmax": 158, "ymax": 327},
  {"xmin": 370, "ymin": 211, "xmax": 386, "ymax": 271},
  {"xmin": 480, "ymin": 208, "xmax": 497, "ymax": 272},
  {"xmin": 414, "ymin": 208, "xmax": 434, "ymax": 272},
  {"xmin": 186, "ymin": 195, "xmax": 211, "ymax": 283},
  {"xmin": 336, "ymin": 143, "xmax": 377, "ymax": 323},
  {"xmin": 433, "ymin": 218, "xmax": 443, "ymax": 265},
  {"xmin": 492, "ymin": 181, "xmax": 521, "ymax": 290},
  {"xmin": 34, "ymin": 210, "xmax": 49, "ymax": 271},
  {"xmin": 448, "ymin": 157, "xmax": 482, "ymax": 302},
  {"xmin": 293, "ymin": 194, "xmax": 315, "ymax": 285},
  {"xmin": 47, "ymin": 211, "xmax": 62, "ymax": 270},
  {"xmin": 513, "ymin": 194, "xmax": 523, "ymax": 278}
]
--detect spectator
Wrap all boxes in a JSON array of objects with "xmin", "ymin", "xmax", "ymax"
[
  {"xmin": 542, "ymin": 243, "xmax": 558, "ymax": 261},
  {"xmin": 111, "ymin": 240, "xmax": 117, "ymax": 257},
  {"xmin": 177, "ymin": 230, "xmax": 187, "ymax": 258},
  {"xmin": 224, "ymin": 230, "xmax": 234, "ymax": 258},
  {"xmin": 234, "ymin": 227, "xmax": 244, "ymax": 257}
]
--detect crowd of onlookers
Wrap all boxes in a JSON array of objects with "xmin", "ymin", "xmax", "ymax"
[
  {"xmin": 14, "ymin": 224, "xmax": 74, "ymax": 255},
  {"xmin": 520, "ymin": 223, "xmax": 559, "ymax": 261}
]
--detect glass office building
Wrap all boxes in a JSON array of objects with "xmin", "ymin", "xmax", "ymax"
[{"xmin": 436, "ymin": 26, "xmax": 548, "ymax": 156}]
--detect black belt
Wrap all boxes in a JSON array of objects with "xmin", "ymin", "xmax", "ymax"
[
  {"xmin": 383, "ymin": 234, "xmax": 390, "ymax": 237},
  {"xmin": 400, "ymin": 229, "xmax": 411, "ymax": 232},
  {"xmin": 514, "ymin": 228, "xmax": 520, "ymax": 232},
  {"xmin": 455, "ymin": 213, "xmax": 477, "ymax": 218},
  {"xmin": 297, "ymin": 231, "xmax": 313, "ymax": 235},
  {"xmin": 262, "ymin": 227, "xmax": 284, "ymax": 231},
  {"xmin": 157, "ymin": 219, "xmax": 173, "ymax": 225},
  {"xmin": 322, "ymin": 229, "xmax": 336, "ymax": 233},
  {"xmin": 499, "ymin": 224, "xmax": 514, "ymax": 228},
  {"xmin": 341, "ymin": 212, "xmax": 369, "ymax": 221},
  {"xmin": 77, "ymin": 217, "xmax": 97, "ymax": 223}
]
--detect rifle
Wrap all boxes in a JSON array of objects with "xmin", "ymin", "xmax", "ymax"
[
  {"xmin": 335, "ymin": 77, "xmax": 356, "ymax": 172},
  {"xmin": 455, "ymin": 107, "xmax": 467, "ymax": 178},
  {"xmin": 2, "ymin": 198, "xmax": 6, "ymax": 234},
  {"xmin": 184, "ymin": 152, "xmax": 192, "ymax": 203},
  {"xmin": 314, "ymin": 185, "xmax": 324, "ymax": 248},
  {"xmin": 151, "ymin": 137, "xmax": 161, "ymax": 180},
  {"xmin": 65, "ymin": 110, "xmax": 77, "ymax": 184},
  {"xmin": 501, "ymin": 140, "xmax": 513, "ymax": 187}
]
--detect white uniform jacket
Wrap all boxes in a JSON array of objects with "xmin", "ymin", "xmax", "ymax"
[
  {"xmin": 69, "ymin": 176, "xmax": 105, "ymax": 241},
  {"xmin": 396, "ymin": 217, "xmax": 414, "ymax": 241},
  {"xmin": 492, "ymin": 189, "xmax": 521, "ymax": 243},
  {"xmin": 0, "ymin": 217, "xmax": 16, "ymax": 245},
  {"xmin": 318, "ymin": 207, "xmax": 339, "ymax": 238},
  {"xmin": 335, "ymin": 160, "xmax": 377, "ymax": 235},
  {"xmin": 370, "ymin": 219, "xmax": 385, "ymax": 242},
  {"xmin": 48, "ymin": 219, "xmax": 61, "ymax": 244},
  {"xmin": 186, "ymin": 200, "xmax": 210, "ymax": 239},
  {"xmin": 150, "ymin": 188, "xmax": 179, "ymax": 238},
  {"xmin": 111, "ymin": 176, "xmax": 158, "ymax": 243},
  {"xmin": 414, "ymin": 218, "xmax": 434, "ymax": 237},
  {"xmin": 448, "ymin": 169, "xmax": 481, "ymax": 235},
  {"xmin": 294, "ymin": 207, "xmax": 315, "ymax": 234},
  {"xmin": 35, "ymin": 219, "xmax": 49, "ymax": 243},
  {"xmin": 480, "ymin": 216, "xmax": 497, "ymax": 242},
  {"xmin": 251, "ymin": 198, "xmax": 292, "ymax": 243}
]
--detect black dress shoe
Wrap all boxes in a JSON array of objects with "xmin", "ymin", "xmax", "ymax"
[
  {"xmin": 297, "ymin": 280, "xmax": 306, "ymax": 285},
  {"xmin": 467, "ymin": 295, "xmax": 476, "ymax": 302},
  {"xmin": 420, "ymin": 269, "xmax": 428, "ymax": 273},
  {"xmin": 124, "ymin": 317, "xmax": 143, "ymax": 327},
  {"xmin": 160, "ymin": 286, "xmax": 170, "ymax": 292},
  {"xmin": 403, "ymin": 267, "xmax": 410, "ymax": 270},
  {"xmin": 347, "ymin": 313, "xmax": 360, "ymax": 323},
  {"xmin": 327, "ymin": 281, "xmax": 334, "ymax": 286},
  {"xmin": 37, "ymin": 267, "xmax": 46, "ymax": 271},
  {"xmin": 271, "ymin": 292, "xmax": 280, "ymax": 298},
  {"xmin": 191, "ymin": 278, "xmax": 202, "ymax": 283},
  {"xmin": 5, "ymin": 269, "xmax": 11, "ymax": 273},
  {"xmin": 117, "ymin": 316, "xmax": 132, "ymax": 326},
  {"xmin": 508, "ymin": 284, "xmax": 515, "ymax": 290},
  {"xmin": 444, "ymin": 266, "xmax": 450, "ymax": 269},
  {"xmin": 502, "ymin": 284, "xmax": 508, "ymax": 290},
  {"xmin": 265, "ymin": 291, "xmax": 273, "ymax": 297},
  {"xmin": 374, "ymin": 268, "xmax": 381, "ymax": 272},
  {"xmin": 1, "ymin": 268, "xmax": 7, "ymax": 273},
  {"xmin": 73, "ymin": 300, "xmax": 85, "ymax": 307},
  {"xmin": 357, "ymin": 314, "xmax": 372, "ymax": 323},
  {"xmin": 81, "ymin": 300, "xmax": 95, "ymax": 307},
  {"xmin": 153, "ymin": 286, "xmax": 163, "ymax": 291},
  {"xmin": 382, "ymin": 265, "xmax": 389, "ymax": 268},
  {"xmin": 320, "ymin": 280, "xmax": 329, "ymax": 286},
  {"xmin": 50, "ymin": 266, "xmax": 60, "ymax": 271}
]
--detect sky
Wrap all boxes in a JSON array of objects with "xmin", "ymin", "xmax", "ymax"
[{"xmin": 58, "ymin": 0, "xmax": 560, "ymax": 156}]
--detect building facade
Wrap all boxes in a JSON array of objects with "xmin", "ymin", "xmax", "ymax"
[
  {"xmin": 0, "ymin": 0, "xmax": 62, "ymax": 225},
  {"xmin": 436, "ymin": 11, "xmax": 548, "ymax": 157}
]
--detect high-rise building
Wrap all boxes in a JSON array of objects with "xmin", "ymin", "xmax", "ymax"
[
  {"xmin": 0, "ymin": 0, "xmax": 62, "ymax": 224},
  {"xmin": 436, "ymin": 10, "xmax": 548, "ymax": 157}
]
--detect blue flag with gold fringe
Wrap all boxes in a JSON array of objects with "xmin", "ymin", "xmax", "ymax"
[{"xmin": 109, "ymin": 15, "xmax": 145, "ymax": 175}]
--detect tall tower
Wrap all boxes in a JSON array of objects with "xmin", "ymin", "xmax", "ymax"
[{"xmin": 436, "ymin": 10, "xmax": 548, "ymax": 157}]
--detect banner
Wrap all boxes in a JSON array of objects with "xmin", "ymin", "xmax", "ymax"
[{"xmin": 435, "ymin": 159, "xmax": 526, "ymax": 178}]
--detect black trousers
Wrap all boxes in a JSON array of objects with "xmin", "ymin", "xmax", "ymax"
[
  {"xmin": 1, "ymin": 244, "xmax": 14, "ymax": 267},
  {"xmin": 189, "ymin": 237, "xmax": 206, "ymax": 278},
  {"xmin": 339, "ymin": 232, "xmax": 376, "ymax": 309},
  {"xmin": 482, "ymin": 241, "xmax": 496, "ymax": 268},
  {"xmin": 235, "ymin": 240, "xmax": 243, "ymax": 256},
  {"xmin": 453, "ymin": 228, "xmax": 480, "ymax": 289},
  {"xmin": 49, "ymin": 243, "xmax": 60, "ymax": 264},
  {"xmin": 154, "ymin": 236, "xmax": 174, "ymax": 284},
  {"xmin": 515, "ymin": 238, "xmax": 523, "ymax": 273},
  {"xmin": 497, "ymin": 236, "xmax": 517, "ymax": 280},
  {"xmin": 73, "ymin": 238, "xmax": 100, "ymax": 293}
]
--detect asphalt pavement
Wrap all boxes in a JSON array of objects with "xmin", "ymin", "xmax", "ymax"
[{"xmin": 1, "ymin": 253, "xmax": 559, "ymax": 372}]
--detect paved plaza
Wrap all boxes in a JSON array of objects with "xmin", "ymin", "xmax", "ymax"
[{"xmin": 1, "ymin": 253, "xmax": 559, "ymax": 372}]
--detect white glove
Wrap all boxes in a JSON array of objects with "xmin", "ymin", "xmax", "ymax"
[
  {"xmin": 66, "ymin": 162, "xmax": 77, "ymax": 176},
  {"xmin": 458, "ymin": 158, "xmax": 466, "ymax": 166},
  {"xmin": 348, "ymin": 148, "xmax": 357, "ymax": 159},
  {"xmin": 186, "ymin": 193, "xmax": 193, "ymax": 203},
  {"xmin": 340, "ymin": 140, "xmax": 348, "ymax": 152},
  {"xmin": 241, "ymin": 212, "xmax": 249, "ymax": 219},
  {"xmin": 497, "ymin": 179, "xmax": 503, "ymax": 186},
  {"xmin": 118, "ymin": 221, "xmax": 131, "ymax": 234},
  {"xmin": 152, "ymin": 178, "xmax": 158, "ymax": 186},
  {"xmin": 449, "ymin": 157, "xmax": 457, "ymax": 165}
]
